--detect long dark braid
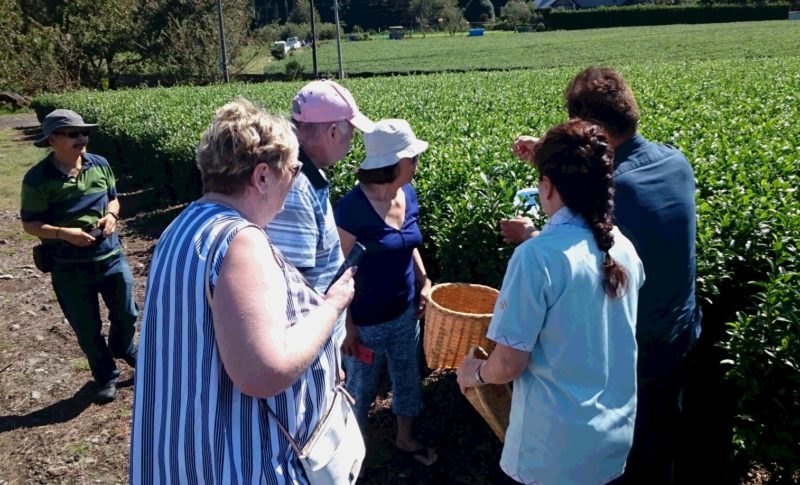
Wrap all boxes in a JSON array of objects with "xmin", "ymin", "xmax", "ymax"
[{"xmin": 534, "ymin": 119, "xmax": 629, "ymax": 299}]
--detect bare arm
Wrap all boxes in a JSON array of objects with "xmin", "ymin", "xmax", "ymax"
[
  {"xmin": 337, "ymin": 226, "xmax": 356, "ymax": 257},
  {"xmin": 212, "ymin": 227, "xmax": 354, "ymax": 398},
  {"xmin": 21, "ymin": 197, "xmax": 120, "ymax": 245},
  {"xmin": 98, "ymin": 198, "xmax": 120, "ymax": 237},
  {"xmin": 22, "ymin": 221, "xmax": 95, "ymax": 247},
  {"xmin": 412, "ymin": 248, "xmax": 431, "ymax": 317},
  {"xmin": 456, "ymin": 343, "xmax": 530, "ymax": 393}
]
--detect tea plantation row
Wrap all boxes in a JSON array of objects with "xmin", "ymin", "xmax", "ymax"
[
  {"xmin": 33, "ymin": 57, "xmax": 800, "ymax": 477},
  {"xmin": 257, "ymin": 20, "xmax": 800, "ymax": 76}
]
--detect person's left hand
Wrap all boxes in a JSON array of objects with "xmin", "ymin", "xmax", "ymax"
[
  {"xmin": 98, "ymin": 213, "xmax": 117, "ymax": 237},
  {"xmin": 415, "ymin": 278, "xmax": 432, "ymax": 319},
  {"xmin": 456, "ymin": 356, "xmax": 485, "ymax": 395}
]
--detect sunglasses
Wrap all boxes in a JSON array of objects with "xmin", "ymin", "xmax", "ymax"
[{"xmin": 54, "ymin": 129, "xmax": 91, "ymax": 138}]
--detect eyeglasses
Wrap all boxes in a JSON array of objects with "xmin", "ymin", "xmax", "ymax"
[
  {"xmin": 289, "ymin": 162, "xmax": 303, "ymax": 179},
  {"xmin": 53, "ymin": 129, "xmax": 91, "ymax": 138}
]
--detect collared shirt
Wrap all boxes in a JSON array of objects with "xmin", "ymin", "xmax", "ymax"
[
  {"xmin": 266, "ymin": 149, "xmax": 345, "ymax": 338},
  {"xmin": 613, "ymin": 134, "xmax": 701, "ymax": 383},
  {"xmin": 20, "ymin": 152, "xmax": 121, "ymax": 262},
  {"xmin": 488, "ymin": 206, "xmax": 645, "ymax": 485},
  {"xmin": 334, "ymin": 184, "xmax": 422, "ymax": 326}
]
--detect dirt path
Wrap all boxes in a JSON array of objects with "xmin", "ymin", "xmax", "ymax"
[
  {"xmin": 0, "ymin": 113, "xmax": 37, "ymax": 132},
  {"xmin": 0, "ymin": 210, "xmax": 152, "ymax": 483},
  {"xmin": 0, "ymin": 196, "xmax": 506, "ymax": 483},
  {"xmin": 0, "ymin": 116, "xmax": 154, "ymax": 483}
]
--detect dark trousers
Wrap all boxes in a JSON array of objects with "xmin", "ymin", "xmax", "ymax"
[
  {"xmin": 615, "ymin": 372, "xmax": 684, "ymax": 484},
  {"xmin": 51, "ymin": 251, "xmax": 138, "ymax": 385}
]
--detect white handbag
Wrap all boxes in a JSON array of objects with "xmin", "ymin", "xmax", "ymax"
[
  {"xmin": 270, "ymin": 384, "xmax": 365, "ymax": 485},
  {"xmin": 205, "ymin": 219, "xmax": 365, "ymax": 484}
]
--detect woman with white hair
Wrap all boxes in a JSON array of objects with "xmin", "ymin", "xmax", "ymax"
[
  {"xmin": 334, "ymin": 119, "xmax": 437, "ymax": 467},
  {"xmin": 130, "ymin": 98, "xmax": 356, "ymax": 483}
]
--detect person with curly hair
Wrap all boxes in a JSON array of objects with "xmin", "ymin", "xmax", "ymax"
[
  {"xmin": 458, "ymin": 119, "xmax": 645, "ymax": 484},
  {"xmin": 129, "ymin": 98, "xmax": 356, "ymax": 483}
]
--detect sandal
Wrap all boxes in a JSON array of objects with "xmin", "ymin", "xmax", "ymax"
[{"xmin": 397, "ymin": 444, "xmax": 437, "ymax": 467}]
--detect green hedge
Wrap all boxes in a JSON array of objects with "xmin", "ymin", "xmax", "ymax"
[
  {"xmin": 723, "ymin": 269, "xmax": 800, "ymax": 480},
  {"xmin": 543, "ymin": 4, "xmax": 790, "ymax": 30}
]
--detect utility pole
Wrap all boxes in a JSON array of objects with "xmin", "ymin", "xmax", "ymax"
[
  {"xmin": 216, "ymin": 0, "xmax": 229, "ymax": 83},
  {"xmin": 333, "ymin": 0, "xmax": 344, "ymax": 79},
  {"xmin": 310, "ymin": 0, "xmax": 318, "ymax": 77}
]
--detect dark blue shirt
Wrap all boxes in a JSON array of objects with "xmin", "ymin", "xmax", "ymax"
[
  {"xmin": 334, "ymin": 184, "xmax": 422, "ymax": 326},
  {"xmin": 613, "ymin": 134, "xmax": 702, "ymax": 383}
]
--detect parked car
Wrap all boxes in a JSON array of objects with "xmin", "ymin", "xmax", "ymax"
[
  {"xmin": 272, "ymin": 40, "xmax": 289, "ymax": 54},
  {"xmin": 286, "ymin": 37, "xmax": 302, "ymax": 50},
  {"xmin": 388, "ymin": 26, "xmax": 405, "ymax": 40}
]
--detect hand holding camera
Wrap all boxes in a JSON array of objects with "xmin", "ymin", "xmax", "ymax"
[
  {"xmin": 55, "ymin": 227, "xmax": 95, "ymax": 247},
  {"xmin": 88, "ymin": 226, "xmax": 106, "ymax": 243}
]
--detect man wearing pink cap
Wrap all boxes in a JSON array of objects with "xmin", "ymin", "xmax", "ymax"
[{"xmin": 266, "ymin": 80, "xmax": 373, "ymax": 344}]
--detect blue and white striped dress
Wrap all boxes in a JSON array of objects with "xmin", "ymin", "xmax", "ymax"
[{"xmin": 130, "ymin": 201, "xmax": 338, "ymax": 484}]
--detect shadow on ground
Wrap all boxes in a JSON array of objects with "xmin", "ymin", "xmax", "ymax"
[
  {"xmin": 0, "ymin": 382, "xmax": 96, "ymax": 433},
  {"xmin": 0, "ymin": 376, "xmax": 135, "ymax": 435},
  {"xmin": 359, "ymin": 363, "xmax": 507, "ymax": 484}
]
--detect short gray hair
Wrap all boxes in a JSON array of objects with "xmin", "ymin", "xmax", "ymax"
[{"xmin": 294, "ymin": 119, "xmax": 351, "ymax": 147}]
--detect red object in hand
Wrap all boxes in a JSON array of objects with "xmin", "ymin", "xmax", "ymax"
[{"xmin": 354, "ymin": 343, "xmax": 374, "ymax": 365}]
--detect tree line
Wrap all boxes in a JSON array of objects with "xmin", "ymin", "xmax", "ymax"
[
  {"xmin": 255, "ymin": 0, "xmax": 498, "ymax": 30},
  {"xmin": 1, "ymin": 0, "xmax": 253, "ymax": 94},
  {"xmin": 2, "ymin": 0, "xmax": 785, "ymax": 96}
]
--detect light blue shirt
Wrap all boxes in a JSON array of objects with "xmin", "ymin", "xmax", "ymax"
[
  {"xmin": 267, "ymin": 151, "xmax": 346, "ymax": 343},
  {"xmin": 488, "ymin": 206, "xmax": 645, "ymax": 484}
]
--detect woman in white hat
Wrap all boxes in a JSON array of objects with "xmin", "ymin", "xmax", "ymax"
[{"xmin": 334, "ymin": 119, "xmax": 437, "ymax": 467}]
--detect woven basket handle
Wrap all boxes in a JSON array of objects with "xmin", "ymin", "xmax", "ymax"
[{"xmin": 469, "ymin": 345, "xmax": 489, "ymax": 360}]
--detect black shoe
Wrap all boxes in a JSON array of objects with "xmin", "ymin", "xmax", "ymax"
[
  {"xmin": 121, "ymin": 351, "xmax": 137, "ymax": 369},
  {"xmin": 95, "ymin": 379, "xmax": 117, "ymax": 404}
]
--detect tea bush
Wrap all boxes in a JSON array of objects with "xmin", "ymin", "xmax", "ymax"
[
  {"xmin": 543, "ymin": 4, "xmax": 790, "ymax": 31},
  {"xmin": 724, "ymin": 268, "xmax": 800, "ymax": 480},
  {"xmin": 32, "ymin": 56, "xmax": 800, "ymax": 476},
  {"xmin": 257, "ymin": 21, "xmax": 800, "ymax": 76}
]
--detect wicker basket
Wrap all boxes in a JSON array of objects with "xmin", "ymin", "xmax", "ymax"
[
  {"xmin": 464, "ymin": 346, "xmax": 512, "ymax": 442},
  {"xmin": 423, "ymin": 283, "xmax": 499, "ymax": 370}
]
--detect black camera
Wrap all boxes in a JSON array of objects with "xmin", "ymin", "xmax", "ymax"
[{"xmin": 87, "ymin": 227, "xmax": 106, "ymax": 244}]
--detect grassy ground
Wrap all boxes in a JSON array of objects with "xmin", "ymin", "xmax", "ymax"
[
  {"xmin": 239, "ymin": 44, "xmax": 275, "ymax": 76},
  {"xmin": 0, "ymin": 121, "xmax": 46, "ymax": 212},
  {"xmin": 249, "ymin": 20, "xmax": 800, "ymax": 76}
]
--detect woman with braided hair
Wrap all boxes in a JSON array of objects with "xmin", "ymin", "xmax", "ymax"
[{"xmin": 457, "ymin": 119, "xmax": 645, "ymax": 484}]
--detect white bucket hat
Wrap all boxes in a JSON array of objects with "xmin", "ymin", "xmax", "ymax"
[{"xmin": 360, "ymin": 119, "xmax": 428, "ymax": 170}]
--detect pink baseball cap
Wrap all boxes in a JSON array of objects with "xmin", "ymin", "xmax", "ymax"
[{"xmin": 291, "ymin": 80, "xmax": 374, "ymax": 133}]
